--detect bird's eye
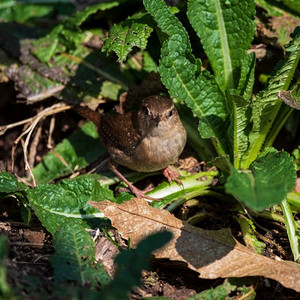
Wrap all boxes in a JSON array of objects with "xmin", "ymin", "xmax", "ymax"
[{"xmin": 142, "ymin": 106, "xmax": 150, "ymax": 116}]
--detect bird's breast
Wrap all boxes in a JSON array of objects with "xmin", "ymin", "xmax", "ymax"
[{"xmin": 110, "ymin": 124, "xmax": 187, "ymax": 172}]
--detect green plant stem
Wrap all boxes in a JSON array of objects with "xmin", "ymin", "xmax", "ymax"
[
  {"xmin": 0, "ymin": 266, "xmax": 11, "ymax": 298},
  {"xmin": 264, "ymin": 105, "xmax": 293, "ymax": 148},
  {"xmin": 287, "ymin": 192, "xmax": 300, "ymax": 210},
  {"xmin": 280, "ymin": 198, "xmax": 300, "ymax": 262},
  {"xmin": 165, "ymin": 190, "xmax": 226, "ymax": 212},
  {"xmin": 177, "ymin": 103, "xmax": 217, "ymax": 161},
  {"xmin": 235, "ymin": 216, "xmax": 265, "ymax": 254},
  {"xmin": 252, "ymin": 210, "xmax": 295, "ymax": 227}
]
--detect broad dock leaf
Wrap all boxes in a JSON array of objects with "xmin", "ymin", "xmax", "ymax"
[
  {"xmin": 187, "ymin": 0, "xmax": 255, "ymax": 90},
  {"xmin": 226, "ymin": 148, "xmax": 296, "ymax": 211},
  {"xmin": 28, "ymin": 177, "xmax": 112, "ymax": 234}
]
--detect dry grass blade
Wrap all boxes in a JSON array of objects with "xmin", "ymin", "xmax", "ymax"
[
  {"xmin": 10, "ymin": 103, "xmax": 71, "ymax": 184},
  {"xmin": 90, "ymin": 199, "xmax": 300, "ymax": 292}
]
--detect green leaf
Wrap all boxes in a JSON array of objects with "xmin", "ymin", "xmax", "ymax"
[
  {"xmin": 241, "ymin": 27, "xmax": 300, "ymax": 169},
  {"xmin": 187, "ymin": 0, "xmax": 255, "ymax": 90},
  {"xmin": 100, "ymin": 81, "xmax": 123, "ymax": 100},
  {"xmin": 236, "ymin": 53, "xmax": 256, "ymax": 102},
  {"xmin": 227, "ymin": 53, "xmax": 255, "ymax": 167},
  {"xmin": 27, "ymin": 176, "xmax": 114, "ymax": 234},
  {"xmin": 235, "ymin": 216, "xmax": 266, "ymax": 254},
  {"xmin": 280, "ymin": 199, "xmax": 300, "ymax": 262},
  {"xmin": 6, "ymin": 41, "xmax": 131, "ymax": 103},
  {"xmin": 0, "ymin": 0, "xmax": 62, "ymax": 23},
  {"xmin": 226, "ymin": 148, "xmax": 296, "ymax": 211},
  {"xmin": 32, "ymin": 2, "xmax": 120, "ymax": 62},
  {"xmin": 279, "ymin": 0, "xmax": 300, "ymax": 14},
  {"xmin": 33, "ymin": 121, "xmax": 106, "ymax": 184},
  {"xmin": 186, "ymin": 281, "xmax": 238, "ymax": 300},
  {"xmin": 0, "ymin": 235, "xmax": 17, "ymax": 300},
  {"xmin": 0, "ymin": 236, "xmax": 8, "ymax": 265},
  {"xmin": 143, "ymin": 0, "xmax": 228, "ymax": 155},
  {"xmin": 99, "ymin": 231, "xmax": 172, "ymax": 299},
  {"xmin": 292, "ymin": 145, "xmax": 300, "ymax": 171},
  {"xmin": 50, "ymin": 219, "xmax": 110, "ymax": 286},
  {"xmin": 256, "ymin": 0, "xmax": 284, "ymax": 17},
  {"xmin": 102, "ymin": 12, "xmax": 154, "ymax": 62},
  {"xmin": 0, "ymin": 170, "xmax": 28, "ymax": 196}
]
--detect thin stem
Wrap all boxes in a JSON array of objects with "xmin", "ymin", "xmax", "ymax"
[{"xmin": 280, "ymin": 198, "xmax": 300, "ymax": 262}]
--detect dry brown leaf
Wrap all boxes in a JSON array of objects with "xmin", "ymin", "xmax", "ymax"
[{"xmin": 90, "ymin": 199, "xmax": 300, "ymax": 292}]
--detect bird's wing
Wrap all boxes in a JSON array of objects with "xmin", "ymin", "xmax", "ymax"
[{"xmin": 100, "ymin": 112, "xmax": 141, "ymax": 156}]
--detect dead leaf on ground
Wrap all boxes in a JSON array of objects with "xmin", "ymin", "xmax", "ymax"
[{"xmin": 90, "ymin": 199, "xmax": 300, "ymax": 292}]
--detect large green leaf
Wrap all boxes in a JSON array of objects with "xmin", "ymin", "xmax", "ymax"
[
  {"xmin": 241, "ymin": 27, "xmax": 300, "ymax": 169},
  {"xmin": 226, "ymin": 148, "xmax": 296, "ymax": 211},
  {"xmin": 50, "ymin": 219, "xmax": 110, "ymax": 286},
  {"xmin": 143, "ymin": 0, "xmax": 228, "ymax": 155},
  {"xmin": 28, "ymin": 176, "xmax": 114, "ymax": 234},
  {"xmin": 187, "ymin": 0, "xmax": 255, "ymax": 90},
  {"xmin": 102, "ymin": 12, "xmax": 154, "ymax": 62}
]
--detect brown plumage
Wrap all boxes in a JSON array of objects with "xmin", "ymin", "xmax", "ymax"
[{"xmin": 75, "ymin": 95, "xmax": 187, "ymax": 199}]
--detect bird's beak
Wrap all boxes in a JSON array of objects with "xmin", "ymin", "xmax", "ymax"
[{"xmin": 155, "ymin": 115, "xmax": 160, "ymax": 127}]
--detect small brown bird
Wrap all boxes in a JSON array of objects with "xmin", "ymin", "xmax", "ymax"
[{"xmin": 75, "ymin": 95, "xmax": 187, "ymax": 199}]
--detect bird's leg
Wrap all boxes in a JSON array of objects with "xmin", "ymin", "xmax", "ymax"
[
  {"xmin": 109, "ymin": 160, "xmax": 158, "ymax": 201},
  {"xmin": 162, "ymin": 166, "xmax": 183, "ymax": 187}
]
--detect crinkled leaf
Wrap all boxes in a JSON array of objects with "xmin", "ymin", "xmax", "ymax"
[
  {"xmin": 99, "ymin": 231, "xmax": 172, "ymax": 299},
  {"xmin": 227, "ymin": 53, "xmax": 255, "ymax": 167},
  {"xmin": 27, "ymin": 176, "xmax": 114, "ymax": 234},
  {"xmin": 6, "ymin": 64, "xmax": 64, "ymax": 102},
  {"xmin": 226, "ymin": 148, "xmax": 296, "ymax": 211},
  {"xmin": 50, "ymin": 219, "xmax": 110, "ymax": 286},
  {"xmin": 241, "ymin": 27, "xmax": 300, "ymax": 169},
  {"xmin": 0, "ymin": 170, "xmax": 28, "ymax": 195},
  {"xmin": 236, "ymin": 53, "xmax": 256, "ymax": 102},
  {"xmin": 32, "ymin": 2, "xmax": 120, "ymax": 62},
  {"xmin": 33, "ymin": 122, "xmax": 106, "ymax": 184},
  {"xmin": 102, "ymin": 12, "xmax": 154, "ymax": 62},
  {"xmin": 144, "ymin": 0, "xmax": 228, "ymax": 154},
  {"xmin": 187, "ymin": 0, "xmax": 255, "ymax": 90}
]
